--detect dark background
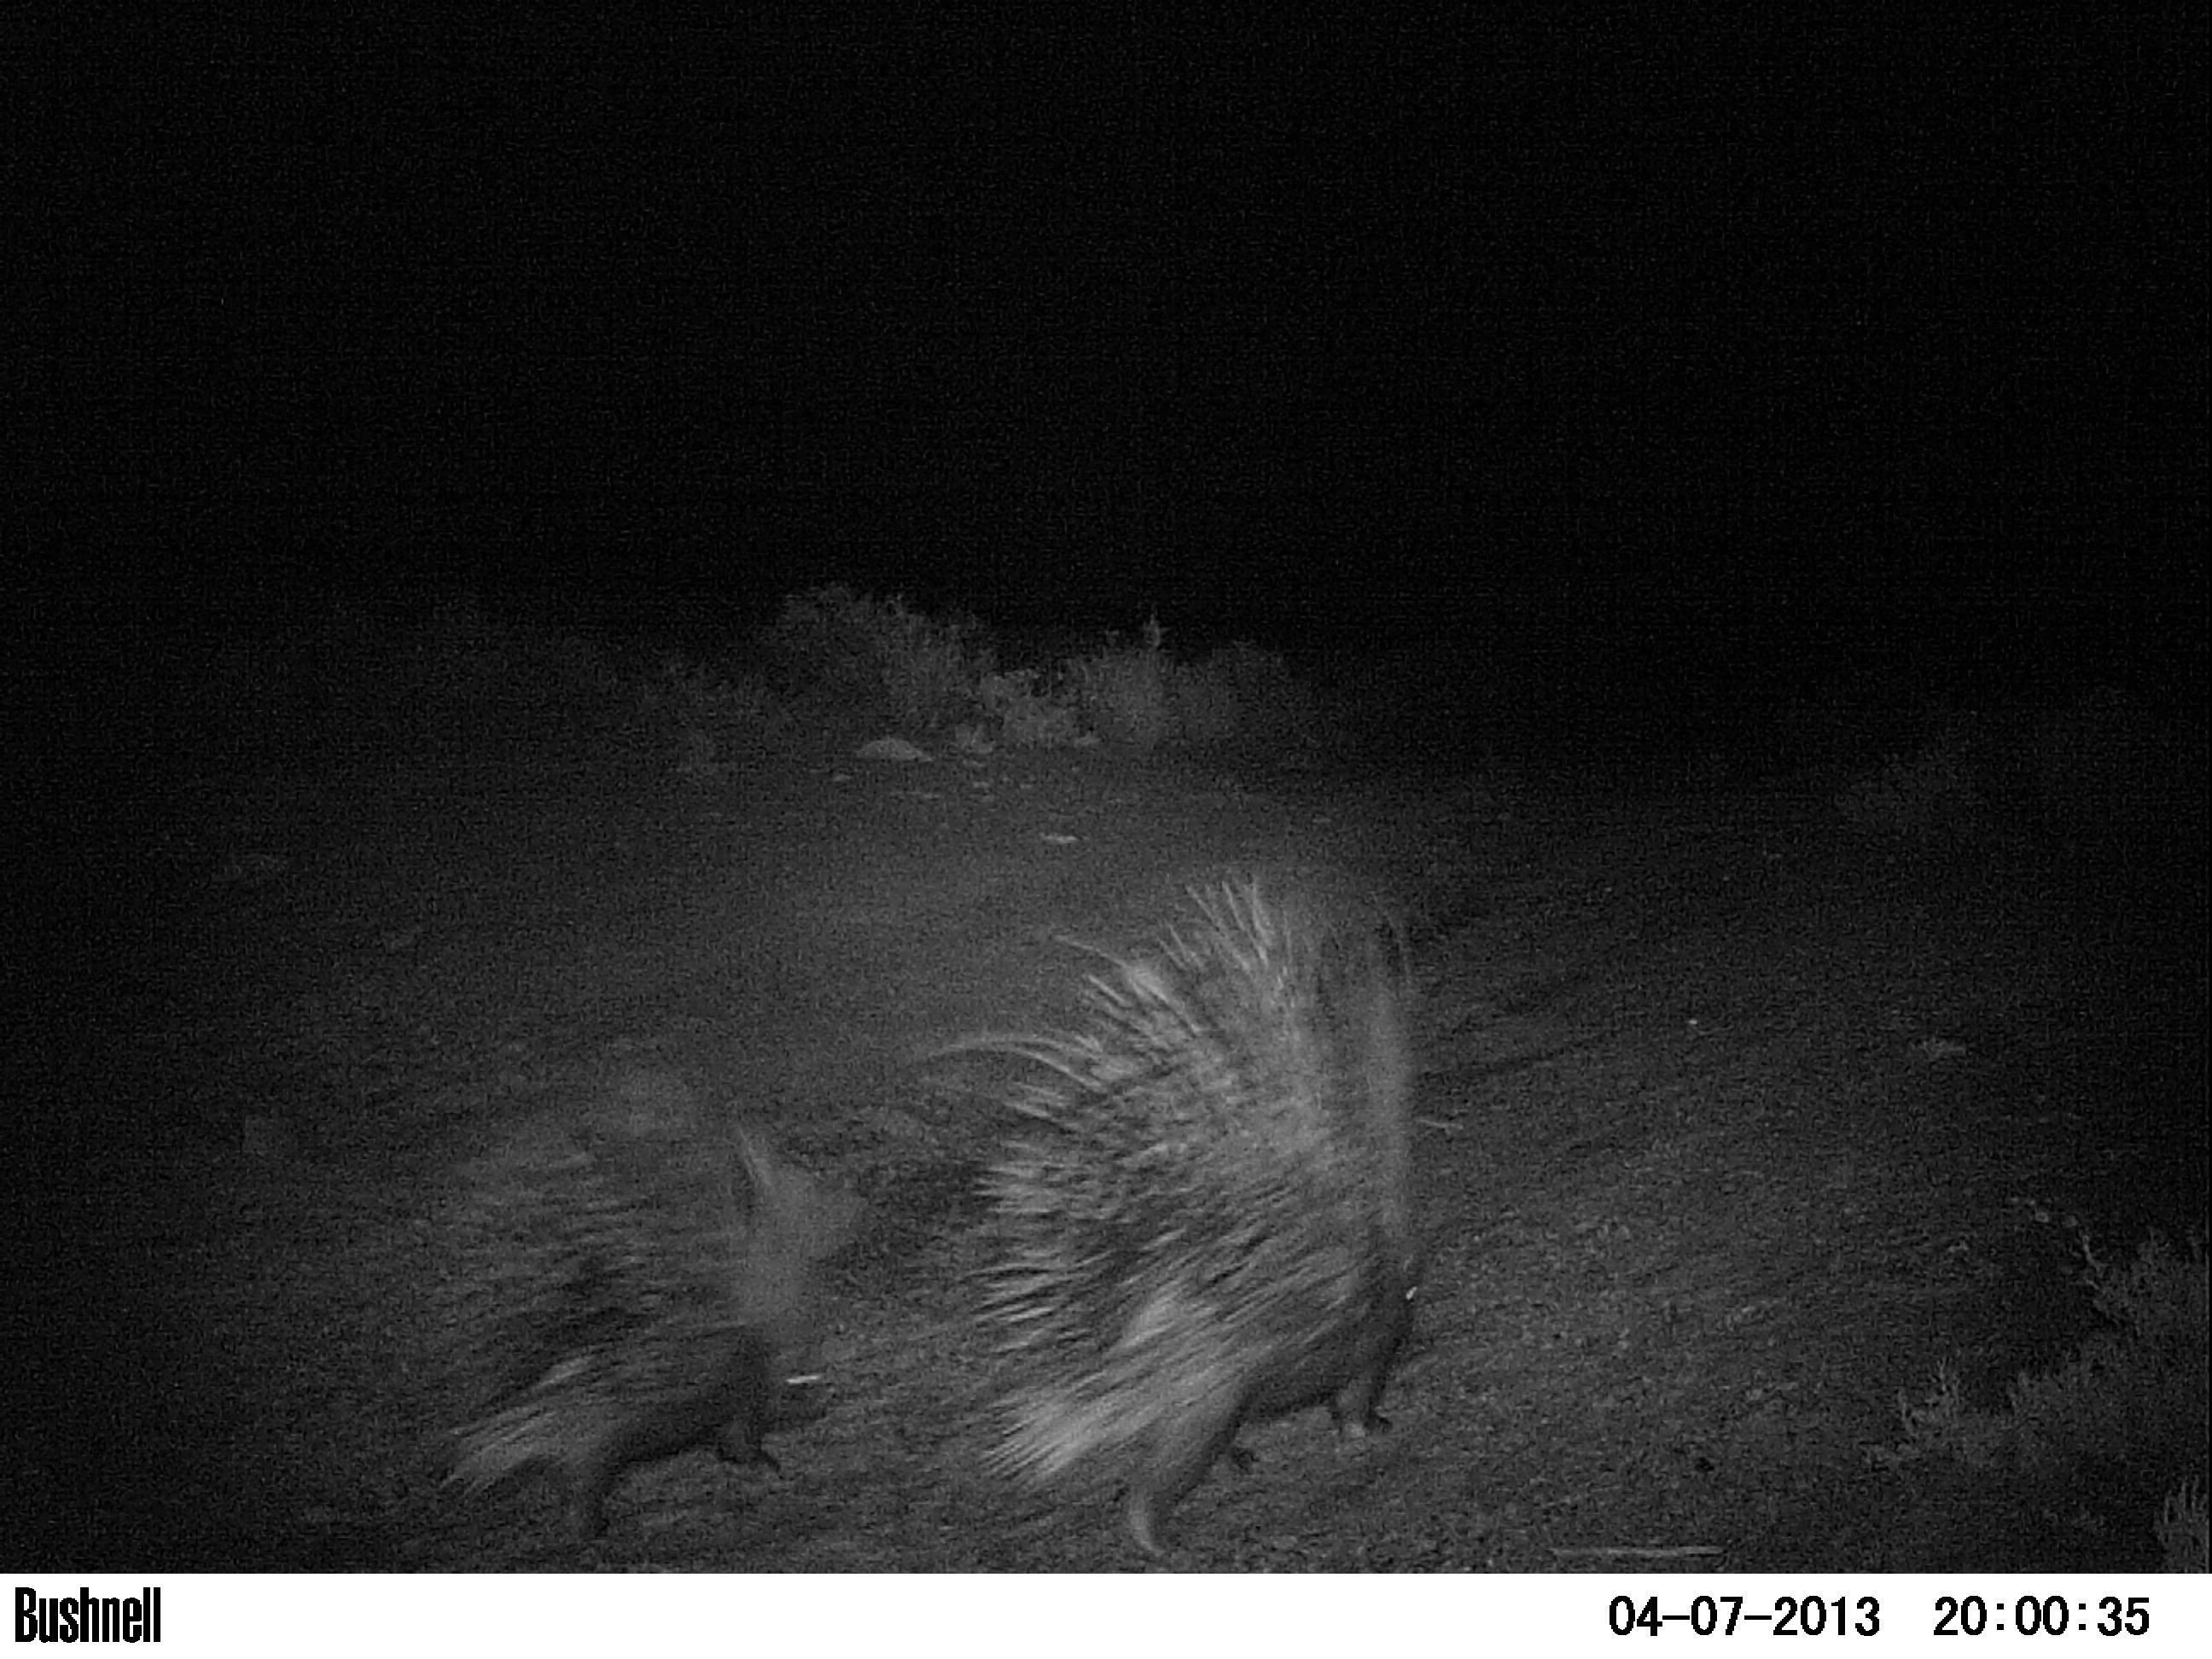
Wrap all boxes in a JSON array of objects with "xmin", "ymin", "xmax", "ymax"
[{"xmin": 24, "ymin": 10, "xmax": 2208, "ymax": 734}]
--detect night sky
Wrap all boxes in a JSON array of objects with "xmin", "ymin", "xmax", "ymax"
[{"xmin": 28, "ymin": 11, "xmax": 2208, "ymax": 720}]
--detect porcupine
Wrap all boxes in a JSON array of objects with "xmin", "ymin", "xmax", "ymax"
[
  {"xmin": 440, "ymin": 1086, "xmax": 860, "ymax": 1540},
  {"xmin": 967, "ymin": 874, "xmax": 1418, "ymax": 1554}
]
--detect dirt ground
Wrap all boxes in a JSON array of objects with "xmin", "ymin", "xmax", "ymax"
[{"xmin": 15, "ymin": 685, "xmax": 2206, "ymax": 1573}]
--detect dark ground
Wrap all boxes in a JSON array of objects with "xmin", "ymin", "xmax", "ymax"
[{"xmin": 13, "ymin": 650, "xmax": 2205, "ymax": 1573}]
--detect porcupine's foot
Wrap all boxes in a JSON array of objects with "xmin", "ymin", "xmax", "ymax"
[
  {"xmin": 1325, "ymin": 1281, "xmax": 1416, "ymax": 1441},
  {"xmin": 1329, "ymin": 1382, "xmax": 1394, "ymax": 1441},
  {"xmin": 713, "ymin": 1429, "xmax": 779, "ymax": 1474},
  {"xmin": 715, "ymin": 1366, "xmax": 828, "ymax": 1471}
]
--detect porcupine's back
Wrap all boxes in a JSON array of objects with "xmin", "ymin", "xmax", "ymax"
[
  {"xmin": 975, "ymin": 875, "xmax": 1417, "ymax": 1554},
  {"xmin": 440, "ymin": 1092, "xmax": 858, "ymax": 1541}
]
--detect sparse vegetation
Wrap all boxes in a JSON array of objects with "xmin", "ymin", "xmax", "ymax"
[
  {"xmin": 2157, "ymin": 1478, "xmax": 2207, "ymax": 1575},
  {"xmin": 1883, "ymin": 1231, "xmax": 2209, "ymax": 1569},
  {"xmin": 189, "ymin": 585, "xmax": 1334, "ymax": 765},
  {"xmin": 678, "ymin": 591, "xmax": 1328, "ymax": 755}
]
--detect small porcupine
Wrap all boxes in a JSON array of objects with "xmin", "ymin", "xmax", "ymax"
[
  {"xmin": 439, "ymin": 1086, "xmax": 860, "ymax": 1540},
  {"xmin": 966, "ymin": 874, "xmax": 1418, "ymax": 1554}
]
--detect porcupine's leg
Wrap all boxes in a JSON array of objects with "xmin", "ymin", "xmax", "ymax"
[
  {"xmin": 570, "ymin": 1435, "xmax": 626, "ymax": 1540},
  {"xmin": 731, "ymin": 1342, "xmax": 832, "ymax": 1464},
  {"xmin": 573, "ymin": 1410, "xmax": 701, "ymax": 1539},
  {"xmin": 1329, "ymin": 1280, "xmax": 1418, "ymax": 1437},
  {"xmin": 1328, "ymin": 1377, "xmax": 1391, "ymax": 1438},
  {"xmin": 713, "ymin": 1423, "xmax": 777, "ymax": 1472},
  {"xmin": 704, "ymin": 1328, "xmax": 787, "ymax": 1470},
  {"xmin": 1124, "ymin": 1398, "xmax": 1248, "ymax": 1556},
  {"xmin": 567, "ymin": 1337, "xmax": 780, "ymax": 1539}
]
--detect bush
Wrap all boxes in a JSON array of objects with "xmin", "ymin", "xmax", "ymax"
[
  {"xmin": 1065, "ymin": 616, "xmax": 1169, "ymax": 751},
  {"xmin": 975, "ymin": 669, "xmax": 1087, "ymax": 749},
  {"xmin": 2157, "ymin": 1478, "xmax": 2207, "ymax": 1574},
  {"xmin": 1883, "ymin": 1231, "xmax": 2209, "ymax": 1567},
  {"xmin": 758, "ymin": 585, "xmax": 991, "ymax": 729},
  {"xmin": 746, "ymin": 593, "xmax": 1329, "ymax": 756},
  {"xmin": 2004, "ymin": 1231, "xmax": 2208, "ymax": 1475}
]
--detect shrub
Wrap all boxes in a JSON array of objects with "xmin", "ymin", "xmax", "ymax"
[
  {"xmin": 976, "ymin": 668, "xmax": 1087, "ymax": 749},
  {"xmin": 758, "ymin": 585, "xmax": 990, "ymax": 729},
  {"xmin": 1883, "ymin": 1231, "xmax": 2209, "ymax": 1565},
  {"xmin": 1065, "ymin": 616, "xmax": 1169, "ymax": 751},
  {"xmin": 2004, "ymin": 1231, "xmax": 2209, "ymax": 1475},
  {"xmin": 2157, "ymin": 1478, "xmax": 2207, "ymax": 1574}
]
